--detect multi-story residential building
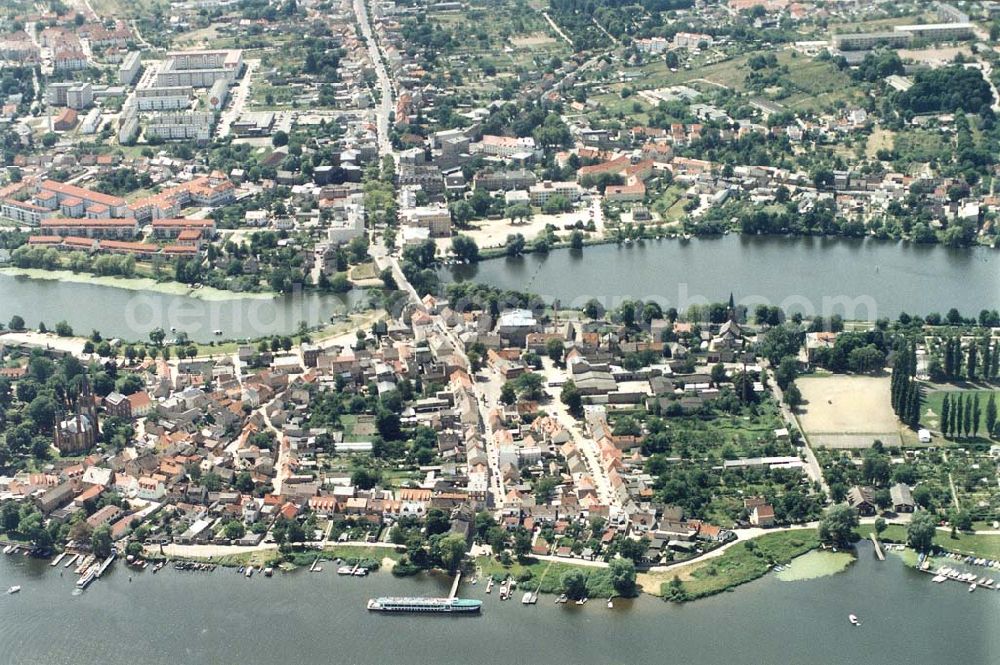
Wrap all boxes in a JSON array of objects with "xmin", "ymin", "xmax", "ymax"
[
  {"xmin": 400, "ymin": 205, "xmax": 452, "ymax": 236},
  {"xmin": 37, "ymin": 181, "xmax": 129, "ymax": 218},
  {"xmin": 136, "ymin": 86, "xmax": 193, "ymax": 111},
  {"xmin": 528, "ymin": 180, "xmax": 581, "ymax": 206},
  {"xmin": 154, "ymin": 50, "xmax": 243, "ymax": 88},
  {"xmin": 144, "ymin": 111, "xmax": 214, "ymax": 141},
  {"xmin": 0, "ymin": 198, "xmax": 56, "ymax": 226},
  {"xmin": 119, "ymin": 51, "xmax": 141, "ymax": 85},
  {"xmin": 150, "ymin": 218, "xmax": 217, "ymax": 239},
  {"xmin": 39, "ymin": 218, "xmax": 139, "ymax": 239},
  {"xmin": 476, "ymin": 135, "xmax": 537, "ymax": 158}
]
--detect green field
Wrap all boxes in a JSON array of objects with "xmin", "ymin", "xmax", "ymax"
[
  {"xmin": 861, "ymin": 524, "xmax": 1000, "ymax": 560},
  {"xmin": 647, "ymin": 530, "xmax": 819, "ymax": 600},
  {"xmin": 476, "ymin": 556, "xmax": 622, "ymax": 597},
  {"xmin": 922, "ymin": 389, "xmax": 999, "ymax": 438}
]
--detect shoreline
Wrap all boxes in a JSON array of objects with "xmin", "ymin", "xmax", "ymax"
[
  {"xmin": 462, "ymin": 230, "xmax": 999, "ymax": 266},
  {"xmin": 0, "ymin": 267, "xmax": 277, "ymax": 301}
]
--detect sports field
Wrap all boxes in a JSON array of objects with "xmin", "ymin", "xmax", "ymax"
[{"xmin": 796, "ymin": 375, "xmax": 901, "ymax": 448}]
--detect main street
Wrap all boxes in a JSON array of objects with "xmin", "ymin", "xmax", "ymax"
[
  {"xmin": 352, "ymin": 0, "xmax": 511, "ymax": 513},
  {"xmin": 353, "ymin": 0, "xmax": 395, "ymax": 160},
  {"xmin": 539, "ymin": 359, "xmax": 621, "ymax": 510}
]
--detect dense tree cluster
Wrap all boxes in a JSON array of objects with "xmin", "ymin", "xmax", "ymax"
[{"xmin": 896, "ymin": 66, "xmax": 993, "ymax": 115}]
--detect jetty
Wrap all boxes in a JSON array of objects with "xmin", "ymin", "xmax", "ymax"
[
  {"xmin": 50, "ymin": 552, "xmax": 67, "ymax": 567},
  {"xmin": 95, "ymin": 552, "xmax": 116, "ymax": 578},
  {"xmin": 448, "ymin": 572, "xmax": 462, "ymax": 599},
  {"xmin": 870, "ymin": 534, "xmax": 885, "ymax": 561},
  {"xmin": 63, "ymin": 553, "xmax": 79, "ymax": 568}
]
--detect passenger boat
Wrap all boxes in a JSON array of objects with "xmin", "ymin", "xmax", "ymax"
[{"xmin": 366, "ymin": 597, "xmax": 483, "ymax": 614}]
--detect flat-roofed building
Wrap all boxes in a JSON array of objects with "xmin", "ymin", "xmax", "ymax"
[
  {"xmin": 892, "ymin": 22, "xmax": 972, "ymax": 41},
  {"xmin": 145, "ymin": 111, "xmax": 213, "ymax": 141},
  {"xmin": 400, "ymin": 205, "xmax": 451, "ymax": 236},
  {"xmin": 528, "ymin": 180, "xmax": 581, "ymax": 206},
  {"xmin": 119, "ymin": 51, "xmax": 141, "ymax": 85},
  {"xmin": 154, "ymin": 49, "xmax": 243, "ymax": 88},
  {"xmin": 136, "ymin": 86, "xmax": 193, "ymax": 111},
  {"xmin": 832, "ymin": 31, "xmax": 911, "ymax": 51}
]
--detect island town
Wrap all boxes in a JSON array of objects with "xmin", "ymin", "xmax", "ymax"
[{"xmin": 0, "ymin": 0, "xmax": 995, "ymax": 631}]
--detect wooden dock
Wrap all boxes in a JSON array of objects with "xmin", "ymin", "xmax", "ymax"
[
  {"xmin": 449, "ymin": 572, "xmax": 462, "ymax": 599},
  {"xmin": 870, "ymin": 534, "xmax": 885, "ymax": 561}
]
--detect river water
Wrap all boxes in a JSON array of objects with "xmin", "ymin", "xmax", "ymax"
[
  {"xmin": 1, "ymin": 543, "xmax": 996, "ymax": 665},
  {"xmin": 443, "ymin": 236, "xmax": 999, "ymax": 320},
  {"xmin": 0, "ymin": 273, "xmax": 367, "ymax": 342}
]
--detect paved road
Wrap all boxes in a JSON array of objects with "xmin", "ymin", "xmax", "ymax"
[
  {"xmin": 353, "ymin": 0, "xmax": 395, "ymax": 159},
  {"xmin": 766, "ymin": 364, "xmax": 829, "ymax": 497},
  {"xmin": 539, "ymin": 359, "xmax": 621, "ymax": 510},
  {"xmin": 217, "ymin": 59, "xmax": 257, "ymax": 139}
]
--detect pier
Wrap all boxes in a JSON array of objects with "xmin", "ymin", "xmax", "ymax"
[
  {"xmin": 870, "ymin": 534, "xmax": 885, "ymax": 561},
  {"xmin": 921, "ymin": 565, "xmax": 998, "ymax": 590},
  {"xmin": 448, "ymin": 572, "xmax": 462, "ymax": 599}
]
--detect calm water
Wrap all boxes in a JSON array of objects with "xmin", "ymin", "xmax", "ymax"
[
  {"xmin": 1, "ymin": 544, "xmax": 997, "ymax": 665},
  {"xmin": 0, "ymin": 273, "xmax": 367, "ymax": 342},
  {"xmin": 443, "ymin": 236, "xmax": 999, "ymax": 319}
]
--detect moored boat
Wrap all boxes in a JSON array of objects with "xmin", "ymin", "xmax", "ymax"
[{"xmin": 366, "ymin": 597, "xmax": 482, "ymax": 614}]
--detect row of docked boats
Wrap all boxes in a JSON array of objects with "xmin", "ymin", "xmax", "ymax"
[
  {"xmin": 931, "ymin": 566, "xmax": 997, "ymax": 591},
  {"xmin": 174, "ymin": 561, "xmax": 217, "ymax": 572},
  {"xmin": 940, "ymin": 552, "xmax": 1000, "ymax": 571}
]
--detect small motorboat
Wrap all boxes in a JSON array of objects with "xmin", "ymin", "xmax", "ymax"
[
  {"xmin": 969, "ymin": 583, "xmax": 976, "ymax": 592},
  {"xmin": 7, "ymin": 585, "xmax": 20, "ymax": 594},
  {"xmin": 575, "ymin": 597, "xmax": 588, "ymax": 606},
  {"xmin": 848, "ymin": 614, "xmax": 860, "ymax": 626},
  {"xmin": 607, "ymin": 597, "xmax": 614, "ymax": 609}
]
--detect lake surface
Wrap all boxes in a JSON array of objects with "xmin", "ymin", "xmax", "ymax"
[
  {"xmin": 0, "ymin": 273, "xmax": 368, "ymax": 342},
  {"xmin": 1, "ymin": 543, "xmax": 996, "ymax": 665},
  {"xmin": 443, "ymin": 236, "xmax": 999, "ymax": 320}
]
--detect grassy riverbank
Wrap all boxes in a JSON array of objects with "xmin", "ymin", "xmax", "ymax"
[
  {"xmin": 0, "ymin": 267, "xmax": 274, "ymax": 301},
  {"xmin": 160, "ymin": 544, "xmax": 402, "ymax": 570},
  {"xmin": 643, "ymin": 530, "xmax": 820, "ymax": 601},
  {"xmin": 475, "ymin": 556, "xmax": 626, "ymax": 598}
]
